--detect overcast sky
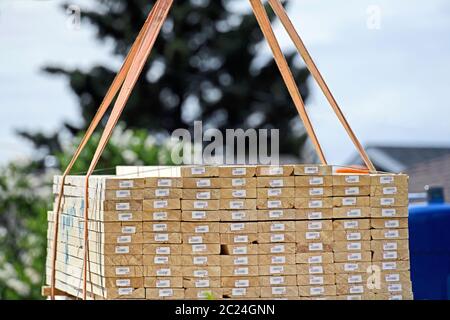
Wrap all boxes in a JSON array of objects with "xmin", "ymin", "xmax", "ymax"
[{"xmin": 1, "ymin": 0, "xmax": 450, "ymax": 165}]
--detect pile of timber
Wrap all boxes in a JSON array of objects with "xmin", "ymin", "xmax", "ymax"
[{"xmin": 46, "ymin": 165, "xmax": 413, "ymax": 300}]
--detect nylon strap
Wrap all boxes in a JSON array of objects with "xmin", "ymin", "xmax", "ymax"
[
  {"xmin": 268, "ymin": 0, "xmax": 376, "ymax": 173},
  {"xmin": 249, "ymin": 0, "xmax": 327, "ymax": 164},
  {"xmin": 49, "ymin": 2, "xmax": 162, "ymax": 300},
  {"xmin": 81, "ymin": 0, "xmax": 174, "ymax": 300}
]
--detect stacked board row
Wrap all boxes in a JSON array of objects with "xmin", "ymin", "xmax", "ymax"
[{"xmin": 46, "ymin": 165, "xmax": 412, "ymax": 300}]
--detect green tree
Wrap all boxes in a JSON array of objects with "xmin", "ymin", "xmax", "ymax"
[{"xmin": 39, "ymin": 0, "xmax": 311, "ymax": 163}]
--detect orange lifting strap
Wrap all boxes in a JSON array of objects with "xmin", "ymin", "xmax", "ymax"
[{"xmin": 50, "ymin": 0, "xmax": 376, "ymax": 300}]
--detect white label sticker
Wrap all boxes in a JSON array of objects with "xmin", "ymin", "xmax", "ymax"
[
  {"xmin": 115, "ymin": 246, "xmax": 129, "ymax": 254},
  {"xmin": 270, "ymin": 266, "xmax": 284, "ymax": 274},
  {"xmin": 119, "ymin": 180, "xmax": 134, "ymax": 188},
  {"xmin": 234, "ymin": 235, "xmax": 248, "ymax": 243},
  {"xmin": 193, "ymin": 270, "xmax": 208, "ymax": 277},
  {"xmin": 382, "ymin": 208, "xmax": 397, "ymax": 217},
  {"xmin": 234, "ymin": 257, "xmax": 249, "ymax": 265},
  {"xmin": 231, "ymin": 223, "xmax": 245, "ymax": 231},
  {"xmin": 156, "ymin": 247, "xmax": 170, "ymax": 255},
  {"xmin": 271, "ymin": 245, "xmax": 285, "ymax": 254},
  {"xmin": 189, "ymin": 236, "xmax": 203, "ymax": 244},
  {"xmin": 192, "ymin": 244, "xmax": 207, "ymax": 253},
  {"xmin": 308, "ymin": 212, "xmax": 323, "ymax": 220},
  {"xmin": 388, "ymin": 284, "xmax": 402, "ymax": 292},
  {"xmin": 383, "ymin": 251, "xmax": 398, "ymax": 260},
  {"xmin": 310, "ymin": 276, "xmax": 324, "ymax": 285},
  {"xmin": 233, "ymin": 246, "xmax": 247, "ymax": 255},
  {"xmin": 234, "ymin": 267, "xmax": 249, "ymax": 276},
  {"xmin": 231, "ymin": 211, "xmax": 246, "ymax": 220},
  {"xmin": 232, "ymin": 190, "xmax": 246, "ymax": 198},
  {"xmin": 269, "ymin": 210, "xmax": 283, "ymax": 218},
  {"xmin": 343, "ymin": 197, "xmax": 357, "ymax": 206},
  {"xmin": 191, "ymin": 167, "xmax": 206, "ymax": 175},
  {"xmin": 344, "ymin": 263, "xmax": 359, "ymax": 272},
  {"xmin": 347, "ymin": 232, "xmax": 362, "ymax": 241},
  {"xmin": 156, "ymin": 280, "xmax": 170, "ymax": 288},
  {"xmin": 272, "ymin": 256, "xmax": 286, "ymax": 264},
  {"xmin": 348, "ymin": 275, "xmax": 363, "ymax": 283},
  {"xmin": 269, "ymin": 179, "xmax": 284, "ymax": 187},
  {"xmin": 309, "ymin": 243, "xmax": 323, "ymax": 251},
  {"xmin": 194, "ymin": 201, "xmax": 208, "ymax": 209},
  {"xmin": 197, "ymin": 179, "xmax": 211, "ymax": 188},
  {"xmin": 156, "ymin": 268, "xmax": 171, "ymax": 276},
  {"xmin": 271, "ymin": 234, "xmax": 285, "ymax": 242},
  {"xmin": 230, "ymin": 201, "xmax": 245, "ymax": 210},
  {"xmin": 159, "ymin": 289, "xmax": 173, "ymax": 297},
  {"xmin": 380, "ymin": 176, "xmax": 394, "ymax": 184},
  {"xmin": 235, "ymin": 280, "xmax": 249, "ymax": 287},
  {"xmin": 272, "ymin": 287, "xmax": 287, "ymax": 295},
  {"xmin": 309, "ymin": 200, "xmax": 323, "ymax": 208},
  {"xmin": 116, "ymin": 190, "xmax": 131, "ymax": 198},
  {"xmin": 116, "ymin": 203, "xmax": 130, "ymax": 211},
  {"xmin": 196, "ymin": 192, "xmax": 211, "ymax": 200},
  {"xmin": 385, "ymin": 230, "xmax": 400, "ymax": 238},
  {"xmin": 386, "ymin": 274, "xmax": 400, "ymax": 282},
  {"xmin": 192, "ymin": 211, "xmax": 206, "ymax": 219},
  {"xmin": 310, "ymin": 188, "xmax": 324, "ymax": 196},
  {"xmin": 345, "ymin": 176, "xmax": 360, "ymax": 183},
  {"xmin": 345, "ymin": 187, "xmax": 360, "ymax": 196},
  {"xmin": 309, "ymin": 266, "xmax": 323, "ymax": 274},
  {"xmin": 193, "ymin": 256, "xmax": 208, "ymax": 265},
  {"xmin": 268, "ymin": 189, "xmax": 282, "ymax": 197},
  {"xmin": 308, "ymin": 255, "xmax": 323, "ymax": 264},
  {"xmin": 385, "ymin": 220, "xmax": 400, "ymax": 228},
  {"xmin": 309, "ymin": 177, "xmax": 324, "ymax": 185},
  {"xmin": 115, "ymin": 267, "xmax": 130, "ymax": 276},
  {"xmin": 383, "ymin": 187, "xmax": 398, "ymax": 195},
  {"xmin": 118, "ymin": 213, "xmax": 132, "ymax": 221},
  {"xmin": 117, "ymin": 236, "xmax": 131, "ymax": 244},
  {"xmin": 154, "ymin": 256, "xmax": 169, "ymax": 264},
  {"xmin": 310, "ymin": 287, "xmax": 325, "ymax": 295},
  {"xmin": 195, "ymin": 280, "xmax": 210, "ymax": 288},
  {"xmin": 232, "ymin": 179, "xmax": 245, "ymax": 187},
  {"xmin": 348, "ymin": 253, "xmax": 362, "ymax": 261},
  {"xmin": 384, "ymin": 242, "xmax": 398, "ymax": 251},
  {"xmin": 157, "ymin": 179, "xmax": 172, "ymax": 187},
  {"xmin": 232, "ymin": 288, "xmax": 246, "ymax": 296},
  {"xmin": 305, "ymin": 166, "xmax": 319, "ymax": 174},
  {"xmin": 267, "ymin": 200, "xmax": 283, "ymax": 209},
  {"xmin": 153, "ymin": 223, "xmax": 168, "ymax": 232},
  {"xmin": 271, "ymin": 223, "xmax": 285, "ymax": 232},
  {"xmin": 195, "ymin": 225, "xmax": 209, "ymax": 233},
  {"xmin": 306, "ymin": 232, "xmax": 320, "ymax": 240},
  {"xmin": 155, "ymin": 189, "xmax": 170, "ymax": 197},
  {"xmin": 154, "ymin": 200, "xmax": 168, "ymax": 209},
  {"xmin": 153, "ymin": 212, "xmax": 168, "ymax": 220},
  {"xmin": 122, "ymin": 225, "xmax": 141, "ymax": 239},
  {"xmin": 344, "ymin": 221, "xmax": 359, "ymax": 229},
  {"xmin": 347, "ymin": 209, "xmax": 362, "ymax": 218},
  {"xmin": 269, "ymin": 167, "xmax": 283, "ymax": 175},
  {"xmin": 155, "ymin": 234, "xmax": 169, "ymax": 242},
  {"xmin": 382, "ymin": 262, "xmax": 397, "ymax": 270},
  {"xmin": 381, "ymin": 198, "xmax": 395, "ymax": 206},
  {"xmin": 116, "ymin": 279, "xmax": 131, "ymax": 287},
  {"xmin": 118, "ymin": 288, "xmax": 133, "ymax": 296},
  {"xmin": 232, "ymin": 168, "xmax": 247, "ymax": 176},
  {"xmin": 350, "ymin": 286, "xmax": 364, "ymax": 294},
  {"xmin": 308, "ymin": 221, "xmax": 323, "ymax": 230},
  {"xmin": 348, "ymin": 242, "xmax": 362, "ymax": 250},
  {"xmin": 270, "ymin": 276, "xmax": 285, "ymax": 285}
]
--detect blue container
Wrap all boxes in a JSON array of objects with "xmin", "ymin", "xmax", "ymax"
[{"xmin": 409, "ymin": 203, "xmax": 450, "ymax": 300}]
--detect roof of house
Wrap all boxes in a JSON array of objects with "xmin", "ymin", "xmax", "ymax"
[
  {"xmin": 348, "ymin": 145, "xmax": 450, "ymax": 172},
  {"xmin": 406, "ymin": 153, "xmax": 450, "ymax": 202}
]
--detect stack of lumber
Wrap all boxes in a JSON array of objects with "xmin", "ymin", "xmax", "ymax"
[{"xmin": 45, "ymin": 165, "xmax": 413, "ymax": 300}]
